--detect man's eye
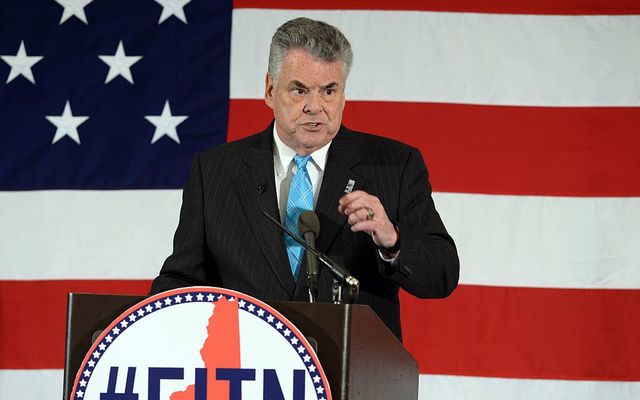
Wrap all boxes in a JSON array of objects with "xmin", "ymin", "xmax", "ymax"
[
  {"xmin": 293, "ymin": 88, "xmax": 305, "ymax": 95},
  {"xmin": 325, "ymin": 89, "xmax": 334, "ymax": 95}
]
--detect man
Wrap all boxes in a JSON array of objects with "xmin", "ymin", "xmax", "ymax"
[{"xmin": 150, "ymin": 17, "xmax": 459, "ymax": 340}]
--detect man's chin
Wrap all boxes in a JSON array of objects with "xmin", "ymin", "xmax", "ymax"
[
  {"xmin": 291, "ymin": 137, "xmax": 331, "ymax": 155},
  {"xmin": 298, "ymin": 124, "xmax": 326, "ymax": 134}
]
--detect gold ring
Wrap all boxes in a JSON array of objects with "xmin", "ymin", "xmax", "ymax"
[{"xmin": 366, "ymin": 208, "xmax": 375, "ymax": 220}]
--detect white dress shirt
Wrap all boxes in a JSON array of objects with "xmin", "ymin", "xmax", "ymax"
[
  {"xmin": 272, "ymin": 124, "xmax": 398, "ymax": 263},
  {"xmin": 272, "ymin": 124, "xmax": 331, "ymax": 223}
]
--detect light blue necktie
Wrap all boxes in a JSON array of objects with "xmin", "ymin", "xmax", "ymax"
[{"xmin": 284, "ymin": 155, "xmax": 313, "ymax": 280}]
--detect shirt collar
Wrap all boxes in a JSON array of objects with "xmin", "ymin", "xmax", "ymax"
[{"xmin": 272, "ymin": 123, "xmax": 331, "ymax": 176}]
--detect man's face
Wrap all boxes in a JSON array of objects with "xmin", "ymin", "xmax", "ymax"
[{"xmin": 265, "ymin": 49, "xmax": 346, "ymax": 155}]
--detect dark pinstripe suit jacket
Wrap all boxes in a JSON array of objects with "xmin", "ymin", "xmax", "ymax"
[{"xmin": 150, "ymin": 123, "xmax": 459, "ymax": 339}]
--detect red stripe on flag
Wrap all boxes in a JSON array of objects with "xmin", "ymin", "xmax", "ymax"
[
  {"xmin": 233, "ymin": 0, "xmax": 640, "ymax": 15},
  {"xmin": 400, "ymin": 285, "xmax": 640, "ymax": 381},
  {"xmin": 4, "ymin": 280, "xmax": 639, "ymax": 382},
  {"xmin": 0, "ymin": 280, "xmax": 151, "ymax": 369},
  {"xmin": 228, "ymin": 99, "xmax": 640, "ymax": 196}
]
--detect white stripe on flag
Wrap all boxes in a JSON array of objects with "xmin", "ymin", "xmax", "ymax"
[
  {"xmin": 231, "ymin": 9, "xmax": 640, "ymax": 106},
  {"xmin": 436, "ymin": 193, "xmax": 640, "ymax": 289},
  {"xmin": 2, "ymin": 370, "xmax": 639, "ymax": 400},
  {"xmin": 0, "ymin": 190, "xmax": 180, "ymax": 280},
  {"xmin": 419, "ymin": 374, "xmax": 640, "ymax": 400},
  {"xmin": 2, "ymin": 191, "xmax": 639, "ymax": 289},
  {"xmin": 0, "ymin": 370, "xmax": 62, "ymax": 399}
]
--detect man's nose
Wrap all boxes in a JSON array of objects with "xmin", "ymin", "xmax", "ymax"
[{"xmin": 303, "ymin": 91, "xmax": 322, "ymax": 114}]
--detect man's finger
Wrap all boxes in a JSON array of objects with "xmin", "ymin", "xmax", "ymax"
[
  {"xmin": 340, "ymin": 196, "xmax": 381, "ymax": 216},
  {"xmin": 347, "ymin": 208, "xmax": 375, "ymax": 225}
]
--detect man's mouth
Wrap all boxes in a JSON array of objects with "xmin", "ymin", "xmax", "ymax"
[{"xmin": 302, "ymin": 122, "xmax": 323, "ymax": 129}]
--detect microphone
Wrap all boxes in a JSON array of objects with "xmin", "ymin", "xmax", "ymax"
[
  {"xmin": 298, "ymin": 211, "xmax": 320, "ymax": 302},
  {"xmin": 256, "ymin": 185, "xmax": 359, "ymax": 302}
]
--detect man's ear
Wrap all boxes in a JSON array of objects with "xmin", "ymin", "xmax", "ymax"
[{"xmin": 264, "ymin": 73, "xmax": 274, "ymax": 109}]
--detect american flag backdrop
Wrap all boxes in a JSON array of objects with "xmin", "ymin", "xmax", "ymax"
[{"xmin": 1, "ymin": 0, "xmax": 639, "ymax": 398}]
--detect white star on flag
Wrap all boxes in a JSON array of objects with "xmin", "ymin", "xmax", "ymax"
[
  {"xmin": 1, "ymin": 41, "xmax": 43, "ymax": 84},
  {"xmin": 45, "ymin": 101, "xmax": 89, "ymax": 145},
  {"xmin": 54, "ymin": 0, "xmax": 94, "ymax": 25},
  {"xmin": 155, "ymin": 0, "xmax": 192, "ymax": 24},
  {"xmin": 145, "ymin": 100, "xmax": 188, "ymax": 144},
  {"xmin": 98, "ymin": 41, "xmax": 142, "ymax": 84}
]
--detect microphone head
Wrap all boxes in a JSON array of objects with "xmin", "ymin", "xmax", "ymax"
[{"xmin": 298, "ymin": 211, "xmax": 320, "ymax": 237}]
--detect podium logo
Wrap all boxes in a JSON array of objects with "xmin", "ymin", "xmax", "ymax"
[{"xmin": 71, "ymin": 288, "xmax": 331, "ymax": 400}]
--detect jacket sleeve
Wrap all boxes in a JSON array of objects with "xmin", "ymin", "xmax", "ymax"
[
  {"xmin": 149, "ymin": 154, "xmax": 221, "ymax": 294},
  {"xmin": 377, "ymin": 148, "xmax": 460, "ymax": 298}
]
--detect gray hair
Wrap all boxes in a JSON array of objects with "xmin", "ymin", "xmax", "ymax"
[{"xmin": 268, "ymin": 17, "xmax": 353, "ymax": 83}]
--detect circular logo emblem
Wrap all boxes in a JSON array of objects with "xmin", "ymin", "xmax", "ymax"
[{"xmin": 71, "ymin": 287, "xmax": 331, "ymax": 400}]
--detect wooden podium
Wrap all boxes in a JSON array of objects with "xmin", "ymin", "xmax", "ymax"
[{"xmin": 63, "ymin": 293, "xmax": 418, "ymax": 400}]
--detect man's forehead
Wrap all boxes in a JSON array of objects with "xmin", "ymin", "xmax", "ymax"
[
  {"xmin": 287, "ymin": 79, "xmax": 342, "ymax": 88},
  {"xmin": 279, "ymin": 50, "xmax": 346, "ymax": 81}
]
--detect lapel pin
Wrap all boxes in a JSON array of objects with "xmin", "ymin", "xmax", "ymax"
[{"xmin": 344, "ymin": 179, "xmax": 356, "ymax": 194}]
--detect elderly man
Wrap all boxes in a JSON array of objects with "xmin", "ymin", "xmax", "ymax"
[{"xmin": 150, "ymin": 17, "xmax": 459, "ymax": 339}]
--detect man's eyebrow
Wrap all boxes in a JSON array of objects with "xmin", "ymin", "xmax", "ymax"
[
  {"xmin": 288, "ymin": 81, "xmax": 340, "ymax": 89},
  {"xmin": 289, "ymin": 80, "xmax": 308, "ymax": 88},
  {"xmin": 321, "ymin": 82, "xmax": 339, "ymax": 89}
]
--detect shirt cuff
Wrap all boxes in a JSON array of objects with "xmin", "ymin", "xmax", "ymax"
[{"xmin": 378, "ymin": 248, "xmax": 400, "ymax": 264}]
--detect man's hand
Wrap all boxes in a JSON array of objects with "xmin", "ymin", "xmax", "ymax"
[{"xmin": 338, "ymin": 190, "xmax": 398, "ymax": 249}]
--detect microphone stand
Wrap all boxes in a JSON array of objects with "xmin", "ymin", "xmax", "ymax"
[
  {"xmin": 305, "ymin": 248, "xmax": 319, "ymax": 303},
  {"xmin": 257, "ymin": 187, "xmax": 359, "ymax": 303}
]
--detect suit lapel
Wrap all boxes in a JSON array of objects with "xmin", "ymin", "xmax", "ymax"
[
  {"xmin": 234, "ymin": 128, "xmax": 296, "ymax": 297},
  {"xmin": 314, "ymin": 127, "xmax": 366, "ymax": 254},
  {"xmin": 292, "ymin": 127, "xmax": 365, "ymax": 299},
  {"xmin": 234, "ymin": 125, "xmax": 365, "ymax": 298}
]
